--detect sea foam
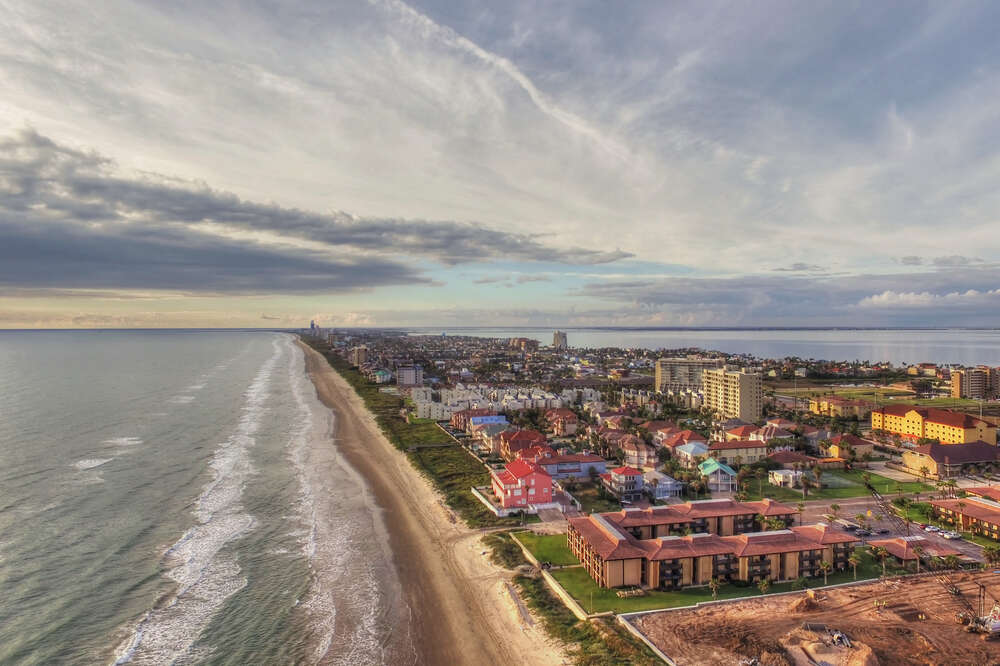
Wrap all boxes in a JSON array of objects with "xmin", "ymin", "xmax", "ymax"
[{"xmin": 112, "ymin": 337, "xmax": 281, "ymax": 665}]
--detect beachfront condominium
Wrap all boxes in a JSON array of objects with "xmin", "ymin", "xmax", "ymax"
[
  {"xmin": 653, "ymin": 356, "xmax": 724, "ymax": 393},
  {"xmin": 552, "ymin": 330, "xmax": 568, "ymax": 350},
  {"xmin": 702, "ymin": 367, "xmax": 763, "ymax": 422},
  {"xmin": 396, "ymin": 365, "xmax": 423, "ymax": 387}
]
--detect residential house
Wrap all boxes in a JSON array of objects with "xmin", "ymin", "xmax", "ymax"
[
  {"xmin": 699, "ymin": 458, "xmax": 739, "ymax": 493},
  {"xmin": 498, "ymin": 429, "xmax": 547, "ymax": 461},
  {"xmin": 621, "ymin": 436, "xmax": 657, "ymax": 468},
  {"xmin": 750, "ymin": 425, "xmax": 794, "ymax": 444},
  {"xmin": 769, "ymin": 469, "xmax": 803, "ymax": 488},
  {"xmin": 724, "ymin": 425, "xmax": 759, "ymax": 441},
  {"xmin": 601, "ymin": 466, "xmax": 645, "ymax": 502},
  {"xmin": 643, "ymin": 470, "xmax": 684, "ymax": 500},
  {"xmin": 544, "ymin": 408, "xmax": 579, "ymax": 436},
  {"xmin": 674, "ymin": 441, "xmax": 710, "ymax": 468},
  {"xmin": 519, "ymin": 447, "xmax": 608, "ymax": 480},
  {"xmin": 708, "ymin": 439, "xmax": 769, "ymax": 465},
  {"xmin": 489, "ymin": 459, "xmax": 554, "ymax": 510},
  {"xmin": 822, "ymin": 433, "xmax": 874, "ymax": 460}
]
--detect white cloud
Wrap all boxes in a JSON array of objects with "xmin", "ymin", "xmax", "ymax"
[{"xmin": 857, "ymin": 289, "xmax": 1000, "ymax": 309}]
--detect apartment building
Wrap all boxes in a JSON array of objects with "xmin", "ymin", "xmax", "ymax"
[
  {"xmin": 348, "ymin": 345, "xmax": 369, "ymax": 366},
  {"xmin": 552, "ymin": 330, "xmax": 568, "ymax": 350},
  {"xmin": 702, "ymin": 367, "xmax": 763, "ymax": 422},
  {"xmin": 654, "ymin": 357, "xmax": 724, "ymax": 393},
  {"xmin": 951, "ymin": 366, "xmax": 998, "ymax": 399},
  {"xmin": 567, "ymin": 509, "xmax": 854, "ymax": 590}
]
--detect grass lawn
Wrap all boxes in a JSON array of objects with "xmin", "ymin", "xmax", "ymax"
[
  {"xmin": 745, "ymin": 470, "xmax": 934, "ymax": 503},
  {"xmin": 774, "ymin": 386, "xmax": 913, "ymax": 399},
  {"xmin": 570, "ymin": 482, "xmax": 621, "ymax": 514},
  {"xmin": 513, "ymin": 532, "xmax": 578, "ymax": 566},
  {"xmin": 551, "ymin": 548, "xmax": 890, "ymax": 614}
]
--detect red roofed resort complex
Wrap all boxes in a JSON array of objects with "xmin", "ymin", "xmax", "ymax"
[{"xmin": 568, "ymin": 506, "xmax": 857, "ymax": 590}]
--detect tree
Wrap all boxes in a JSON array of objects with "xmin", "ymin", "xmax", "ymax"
[
  {"xmin": 848, "ymin": 553, "xmax": 861, "ymax": 580},
  {"xmin": 829, "ymin": 503, "xmax": 841, "ymax": 520},
  {"xmin": 757, "ymin": 578, "xmax": 771, "ymax": 595},
  {"xmin": 945, "ymin": 554, "xmax": 960, "ymax": 571},
  {"xmin": 709, "ymin": 577, "xmax": 720, "ymax": 601},
  {"xmin": 796, "ymin": 502, "xmax": 805, "ymax": 526},
  {"xmin": 812, "ymin": 464, "xmax": 824, "ymax": 489},
  {"xmin": 800, "ymin": 475, "xmax": 812, "ymax": 499},
  {"xmin": 755, "ymin": 468, "xmax": 766, "ymax": 497},
  {"xmin": 912, "ymin": 545, "xmax": 924, "ymax": 574},
  {"xmin": 983, "ymin": 544, "xmax": 1000, "ymax": 567},
  {"xmin": 819, "ymin": 560, "xmax": 833, "ymax": 586},
  {"xmin": 872, "ymin": 546, "xmax": 889, "ymax": 577}
]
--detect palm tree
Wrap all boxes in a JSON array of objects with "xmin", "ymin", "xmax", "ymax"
[
  {"xmin": 855, "ymin": 513, "xmax": 868, "ymax": 531},
  {"xmin": 912, "ymin": 545, "xmax": 924, "ymax": 574},
  {"xmin": 872, "ymin": 546, "xmax": 889, "ymax": 577},
  {"xmin": 984, "ymin": 544, "xmax": 1000, "ymax": 567},
  {"xmin": 829, "ymin": 503, "xmax": 841, "ymax": 520},
  {"xmin": 709, "ymin": 577, "xmax": 720, "ymax": 601},
  {"xmin": 800, "ymin": 475, "xmax": 812, "ymax": 499},
  {"xmin": 796, "ymin": 502, "xmax": 805, "ymax": 526},
  {"xmin": 945, "ymin": 554, "xmax": 960, "ymax": 571},
  {"xmin": 812, "ymin": 464, "xmax": 824, "ymax": 490},
  {"xmin": 819, "ymin": 560, "xmax": 833, "ymax": 586},
  {"xmin": 848, "ymin": 553, "xmax": 861, "ymax": 580},
  {"xmin": 757, "ymin": 578, "xmax": 771, "ymax": 595},
  {"xmin": 755, "ymin": 468, "xmax": 766, "ymax": 497}
]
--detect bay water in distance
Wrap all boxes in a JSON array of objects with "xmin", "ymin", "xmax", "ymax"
[
  {"xmin": 0, "ymin": 331, "xmax": 404, "ymax": 665},
  {"xmin": 407, "ymin": 327, "xmax": 1000, "ymax": 366}
]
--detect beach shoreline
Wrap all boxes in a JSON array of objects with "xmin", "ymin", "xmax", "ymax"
[{"xmin": 297, "ymin": 340, "xmax": 565, "ymax": 665}]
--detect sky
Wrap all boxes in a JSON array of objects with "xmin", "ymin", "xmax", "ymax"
[{"xmin": 2, "ymin": 0, "xmax": 1000, "ymax": 328}]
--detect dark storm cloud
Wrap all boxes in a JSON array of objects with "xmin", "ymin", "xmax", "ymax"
[{"xmin": 0, "ymin": 130, "xmax": 631, "ymax": 287}]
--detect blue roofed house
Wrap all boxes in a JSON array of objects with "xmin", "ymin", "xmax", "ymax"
[
  {"xmin": 699, "ymin": 459, "xmax": 739, "ymax": 494},
  {"xmin": 674, "ymin": 441, "xmax": 709, "ymax": 468}
]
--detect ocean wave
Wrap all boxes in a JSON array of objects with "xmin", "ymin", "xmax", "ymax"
[
  {"xmin": 73, "ymin": 458, "xmax": 113, "ymax": 470},
  {"xmin": 168, "ymin": 395, "xmax": 195, "ymax": 405},
  {"xmin": 112, "ymin": 336, "xmax": 282, "ymax": 665},
  {"xmin": 104, "ymin": 437, "xmax": 143, "ymax": 447}
]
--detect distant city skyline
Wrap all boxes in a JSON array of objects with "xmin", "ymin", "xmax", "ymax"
[{"xmin": 3, "ymin": 1, "xmax": 1000, "ymax": 328}]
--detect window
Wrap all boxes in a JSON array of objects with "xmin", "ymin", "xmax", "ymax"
[{"xmin": 529, "ymin": 488, "xmax": 535, "ymax": 495}]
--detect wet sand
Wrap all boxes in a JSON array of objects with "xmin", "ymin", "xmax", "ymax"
[{"xmin": 298, "ymin": 341, "xmax": 565, "ymax": 666}]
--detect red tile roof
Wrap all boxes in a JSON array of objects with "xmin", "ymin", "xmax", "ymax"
[
  {"xmin": 611, "ymin": 466, "xmax": 643, "ymax": 477},
  {"xmin": 726, "ymin": 425, "xmax": 759, "ymax": 437},
  {"xmin": 964, "ymin": 487, "xmax": 1000, "ymax": 503},
  {"xmin": 506, "ymin": 458, "xmax": 550, "ymax": 480},
  {"xmin": 868, "ymin": 536, "xmax": 961, "ymax": 560},
  {"xmin": 875, "ymin": 405, "xmax": 988, "ymax": 428},
  {"xmin": 911, "ymin": 441, "xmax": 999, "ymax": 464}
]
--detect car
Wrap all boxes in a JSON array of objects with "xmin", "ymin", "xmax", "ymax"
[
  {"xmin": 916, "ymin": 523, "xmax": 927, "ymax": 529},
  {"xmin": 925, "ymin": 526, "xmax": 939, "ymax": 532},
  {"xmin": 877, "ymin": 528, "xmax": 891, "ymax": 534},
  {"xmin": 855, "ymin": 529, "xmax": 873, "ymax": 537}
]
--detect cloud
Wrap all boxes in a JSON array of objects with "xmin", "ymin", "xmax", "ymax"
[
  {"xmin": 899, "ymin": 256, "xmax": 924, "ymax": 266},
  {"xmin": 857, "ymin": 288, "xmax": 1000, "ymax": 309},
  {"xmin": 473, "ymin": 276, "xmax": 508, "ymax": 284},
  {"xmin": 0, "ymin": 128, "xmax": 634, "ymax": 294},
  {"xmin": 932, "ymin": 255, "xmax": 982, "ymax": 267},
  {"xmin": 516, "ymin": 275, "xmax": 552, "ymax": 283},
  {"xmin": 772, "ymin": 263, "xmax": 824, "ymax": 272}
]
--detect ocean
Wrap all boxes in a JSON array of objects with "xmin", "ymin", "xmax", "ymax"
[
  {"xmin": 0, "ymin": 331, "xmax": 400, "ymax": 665},
  {"xmin": 406, "ymin": 327, "xmax": 1000, "ymax": 366}
]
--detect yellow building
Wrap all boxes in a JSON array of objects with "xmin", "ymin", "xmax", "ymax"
[
  {"xmin": 871, "ymin": 405, "xmax": 996, "ymax": 445},
  {"xmin": 703, "ymin": 367, "xmax": 762, "ymax": 421},
  {"xmin": 809, "ymin": 395, "xmax": 874, "ymax": 420}
]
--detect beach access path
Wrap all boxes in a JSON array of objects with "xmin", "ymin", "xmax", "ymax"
[{"xmin": 298, "ymin": 341, "xmax": 566, "ymax": 666}]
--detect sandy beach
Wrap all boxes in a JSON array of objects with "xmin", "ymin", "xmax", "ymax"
[{"xmin": 298, "ymin": 341, "xmax": 566, "ymax": 665}]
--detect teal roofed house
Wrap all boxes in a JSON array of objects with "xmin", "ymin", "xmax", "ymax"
[
  {"xmin": 699, "ymin": 459, "xmax": 738, "ymax": 494},
  {"xmin": 373, "ymin": 369, "xmax": 393, "ymax": 384}
]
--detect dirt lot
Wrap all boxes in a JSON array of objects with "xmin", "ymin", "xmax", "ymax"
[{"xmin": 632, "ymin": 572, "xmax": 1000, "ymax": 665}]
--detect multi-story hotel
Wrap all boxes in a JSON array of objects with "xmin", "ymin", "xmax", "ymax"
[
  {"xmin": 931, "ymin": 493, "xmax": 1000, "ymax": 541},
  {"xmin": 568, "ymin": 502, "xmax": 855, "ymax": 590},
  {"xmin": 654, "ymin": 357, "xmax": 724, "ymax": 393},
  {"xmin": 951, "ymin": 366, "xmax": 999, "ymax": 399},
  {"xmin": 702, "ymin": 367, "xmax": 763, "ymax": 421},
  {"xmin": 871, "ymin": 405, "xmax": 996, "ymax": 445}
]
